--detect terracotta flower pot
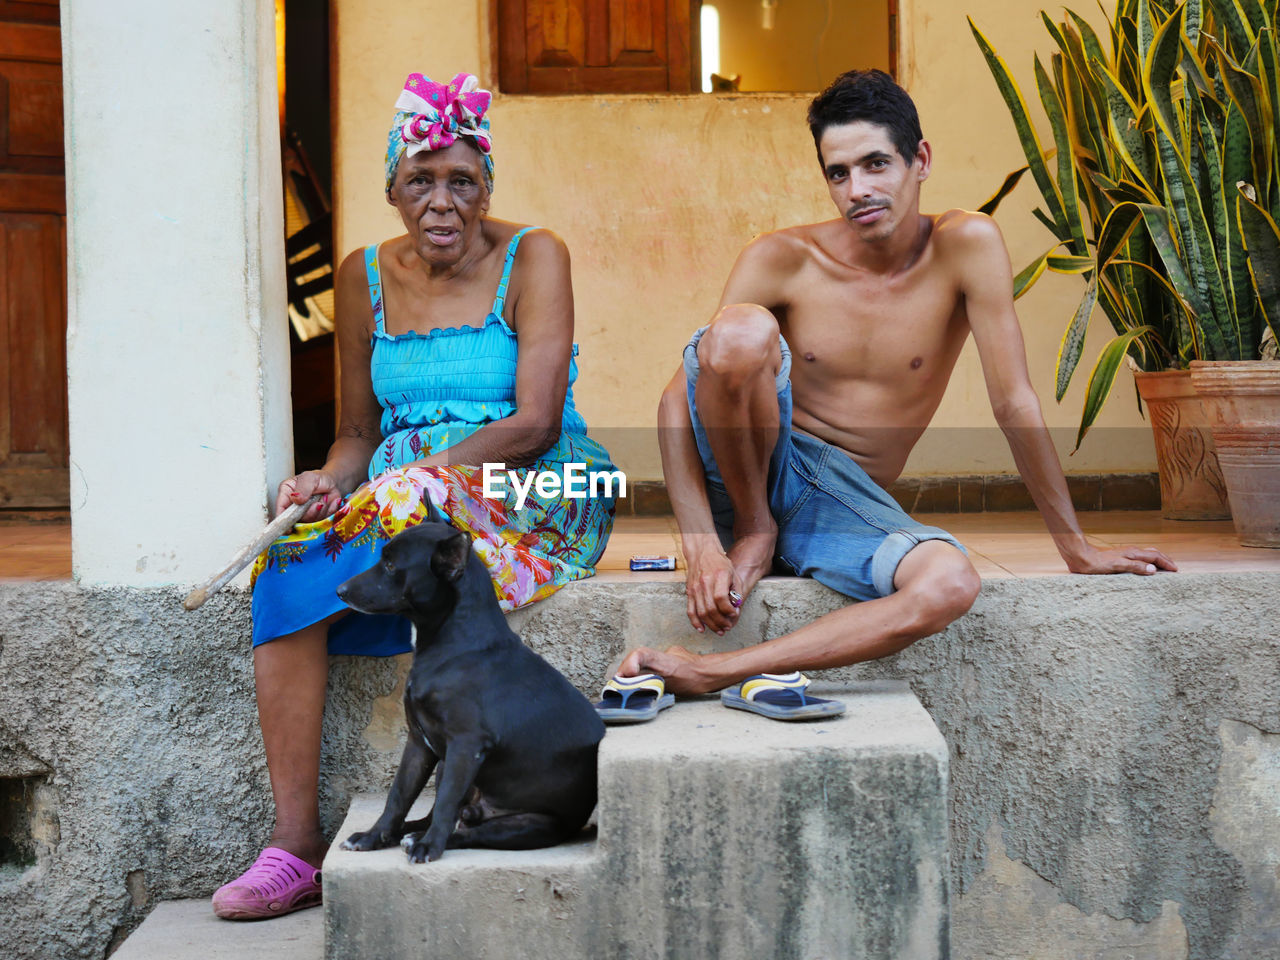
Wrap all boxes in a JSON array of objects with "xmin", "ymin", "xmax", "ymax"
[
  {"xmin": 1189, "ymin": 360, "xmax": 1280, "ymax": 547},
  {"xmin": 1133, "ymin": 369, "xmax": 1231, "ymax": 520}
]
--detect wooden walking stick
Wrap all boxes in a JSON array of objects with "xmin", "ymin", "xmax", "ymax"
[{"xmin": 183, "ymin": 495, "xmax": 320, "ymax": 611}]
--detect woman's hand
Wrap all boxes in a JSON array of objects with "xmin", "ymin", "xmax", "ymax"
[{"xmin": 275, "ymin": 471, "xmax": 344, "ymax": 522}]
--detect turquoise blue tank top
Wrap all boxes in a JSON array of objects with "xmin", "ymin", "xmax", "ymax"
[{"xmin": 364, "ymin": 227, "xmax": 588, "ymax": 479}]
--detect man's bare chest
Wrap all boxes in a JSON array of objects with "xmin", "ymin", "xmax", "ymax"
[{"xmin": 779, "ymin": 274, "xmax": 965, "ymax": 383}]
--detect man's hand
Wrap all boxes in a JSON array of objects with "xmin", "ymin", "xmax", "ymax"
[
  {"xmin": 683, "ymin": 548, "xmax": 741, "ymax": 635},
  {"xmin": 276, "ymin": 471, "xmax": 344, "ymax": 522},
  {"xmin": 1064, "ymin": 543, "xmax": 1178, "ymax": 576},
  {"xmin": 617, "ymin": 645, "xmax": 724, "ymax": 696}
]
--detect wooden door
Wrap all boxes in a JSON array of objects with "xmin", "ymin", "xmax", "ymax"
[
  {"xmin": 0, "ymin": 2, "xmax": 65, "ymax": 508},
  {"xmin": 499, "ymin": 0, "xmax": 697, "ymax": 93}
]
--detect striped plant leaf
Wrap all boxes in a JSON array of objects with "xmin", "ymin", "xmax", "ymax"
[
  {"xmin": 1013, "ymin": 246, "xmax": 1063, "ymax": 298},
  {"xmin": 1035, "ymin": 55, "xmax": 1089, "ymax": 250},
  {"xmin": 1138, "ymin": 0, "xmax": 1157, "ymax": 62},
  {"xmin": 974, "ymin": 0, "xmax": 1279, "ymax": 446},
  {"xmin": 1237, "ymin": 187, "xmax": 1280, "ymax": 339},
  {"xmin": 1209, "ymin": 37, "xmax": 1268, "ymax": 170},
  {"xmin": 1255, "ymin": 28, "xmax": 1280, "ymax": 207},
  {"xmin": 1057, "ymin": 275, "xmax": 1100, "ymax": 400},
  {"xmin": 1048, "ymin": 254, "xmax": 1099, "ymax": 271},
  {"xmin": 1075, "ymin": 325, "xmax": 1160, "ymax": 449},
  {"xmin": 1235, "ymin": 0, "xmax": 1270, "ymax": 37},
  {"xmin": 1189, "ymin": 83, "xmax": 1240, "ymax": 333},
  {"xmin": 970, "ymin": 19, "xmax": 1072, "ymax": 241},
  {"xmin": 1033, "ymin": 206, "xmax": 1061, "ymax": 233},
  {"xmin": 1187, "ymin": 0, "xmax": 1203, "ymax": 40},
  {"xmin": 980, "ymin": 165, "xmax": 1032, "ymax": 215},
  {"xmin": 1069, "ymin": 9, "xmax": 1110, "ymax": 63},
  {"xmin": 1145, "ymin": 3, "xmax": 1190, "ymax": 167},
  {"xmin": 1207, "ymin": 0, "xmax": 1256, "ymax": 53},
  {"xmin": 1094, "ymin": 59, "xmax": 1156, "ymax": 190}
]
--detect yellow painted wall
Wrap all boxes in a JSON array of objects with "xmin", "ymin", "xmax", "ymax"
[{"xmin": 333, "ymin": 0, "xmax": 1153, "ymax": 481}]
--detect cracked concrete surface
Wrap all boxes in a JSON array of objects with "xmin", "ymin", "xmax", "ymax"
[
  {"xmin": 1209, "ymin": 719, "xmax": 1280, "ymax": 960},
  {"xmin": 0, "ymin": 572, "xmax": 1277, "ymax": 959},
  {"xmin": 954, "ymin": 824, "xmax": 1189, "ymax": 959}
]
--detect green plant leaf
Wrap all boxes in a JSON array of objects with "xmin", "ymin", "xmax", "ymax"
[
  {"xmin": 1048, "ymin": 254, "xmax": 1099, "ymax": 272},
  {"xmin": 970, "ymin": 19, "xmax": 1072, "ymax": 240},
  {"xmin": 1236, "ymin": 0, "xmax": 1270, "ymax": 38},
  {"xmin": 1069, "ymin": 9, "xmax": 1110, "ymax": 65},
  {"xmin": 1144, "ymin": 2, "xmax": 1189, "ymax": 167},
  {"xmin": 1237, "ymin": 186, "xmax": 1280, "ymax": 344},
  {"xmin": 1035, "ymin": 54, "xmax": 1089, "ymax": 251},
  {"xmin": 1186, "ymin": 0, "xmax": 1203, "ymax": 40},
  {"xmin": 1075, "ymin": 325, "xmax": 1159, "ymax": 450},
  {"xmin": 1033, "ymin": 206, "xmax": 1061, "ymax": 233},
  {"xmin": 1057, "ymin": 275, "xmax": 1099, "ymax": 401},
  {"xmin": 1255, "ymin": 28, "xmax": 1280, "ymax": 194},
  {"xmin": 1206, "ymin": 0, "xmax": 1254, "ymax": 55},
  {"xmin": 1013, "ymin": 245, "xmax": 1061, "ymax": 298},
  {"xmin": 1138, "ymin": 0, "xmax": 1158, "ymax": 66},
  {"xmin": 1145, "ymin": 10, "xmax": 1238, "ymax": 356},
  {"xmin": 1208, "ymin": 36, "xmax": 1268, "ymax": 174},
  {"xmin": 1093, "ymin": 58, "xmax": 1156, "ymax": 191},
  {"xmin": 1190, "ymin": 83, "xmax": 1241, "ymax": 333},
  {"xmin": 1119, "ymin": 14, "xmax": 1144, "ymax": 95},
  {"xmin": 979, "ymin": 165, "xmax": 1031, "ymax": 215}
]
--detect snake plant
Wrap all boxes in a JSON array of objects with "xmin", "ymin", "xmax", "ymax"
[{"xmin": 971, "ymin": 0, "xmax": 1280, "ymax": 448}]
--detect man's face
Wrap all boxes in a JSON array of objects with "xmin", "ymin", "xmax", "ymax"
[
  {"xmin": 387, "ymin": 142, "xmax": 491, "ymax": 267},
  {"xmin": 818, "ymin": 121, "xmax": 930, "ymax": 243}
]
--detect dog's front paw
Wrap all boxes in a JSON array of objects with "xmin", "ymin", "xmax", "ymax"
[
  {"xmin": 341, "ymin": 828, "xmax": 396, "ymax": 852},
  {"xmin": 404, "ymin": 836, "xmax": 445, "ymax": 863},
  {"xmin": 399, "ymin": 831, "xmax": 425, "ymax": 853}
]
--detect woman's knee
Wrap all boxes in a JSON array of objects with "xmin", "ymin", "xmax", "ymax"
[{"xmin": 698, "ymin": 304, "xmax": 780, "ymax": 379}]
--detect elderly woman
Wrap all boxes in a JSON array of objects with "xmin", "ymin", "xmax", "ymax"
[{"xmin": 212, "ymin": 73, "xmax": 616, "ymax": 920}]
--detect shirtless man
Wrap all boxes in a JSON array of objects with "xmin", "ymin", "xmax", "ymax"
[{"xmin": 619, "ymin": 69, "xmax": 1175, "ymax": 697}]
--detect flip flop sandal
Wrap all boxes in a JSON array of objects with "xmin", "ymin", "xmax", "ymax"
[
  {"xmin": 720, "ymin": 672, "xmax": 846, "ymax": 721},
  {"xmin": 211, "ymin": 846, "xmax": 323, "ymax": 921},
  {"xmin": 594, "ymin": 673, "xmax": 676, "ymax": 724}
]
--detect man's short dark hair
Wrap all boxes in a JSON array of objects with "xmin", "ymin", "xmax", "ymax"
[{"xmin": 807, "ymin": 69, "xmax": 923, "ymax": 167}]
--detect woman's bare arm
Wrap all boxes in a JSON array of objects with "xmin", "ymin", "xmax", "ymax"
[{"xmin": 276, "ymin": 249, "xmax": 383, "ymax": 520}]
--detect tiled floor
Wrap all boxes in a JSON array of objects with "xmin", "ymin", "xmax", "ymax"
[
  {"xmin": 3, "ymin": 512, "xmax": 1277, "ymax": 583},
  {"xmin": 595, "ymin": 511, "xmax": 1280, "ymax": 580}
]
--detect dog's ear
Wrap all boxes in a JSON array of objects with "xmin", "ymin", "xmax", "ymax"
[{"xmin": 430, "ymin": 529, "xmax": 473, "ymax": 583}]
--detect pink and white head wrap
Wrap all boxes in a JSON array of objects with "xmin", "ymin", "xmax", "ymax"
[{"xmin": 384, "ymin": 72, "xmax": 495, "ymax": 193}]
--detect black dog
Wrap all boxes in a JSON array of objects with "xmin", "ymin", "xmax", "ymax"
[{"xmin": 336, "ymin": 522, "xmax": 604, "ymax": 862}]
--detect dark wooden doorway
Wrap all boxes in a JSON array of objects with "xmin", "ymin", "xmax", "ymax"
[{"xmin": 0, "ymin": 0, "xmax": 65, "ymax": 509}]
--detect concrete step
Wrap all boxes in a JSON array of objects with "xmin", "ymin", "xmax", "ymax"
[
  {"xmin": 323, "ymin": 680, "xmax": 950, "ymax": 960},
  {"xmin": 110, "ymin": 898, "xmax": 322, "ymax": 960}
]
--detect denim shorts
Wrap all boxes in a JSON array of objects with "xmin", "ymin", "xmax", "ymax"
[{"xmin": 683, "ymin": 325, "xmax": 965, "ymax": 602}]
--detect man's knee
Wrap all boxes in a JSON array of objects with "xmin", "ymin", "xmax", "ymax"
[
  {"xmin": 698, "ymin": 304, "xmax": 780, "ymax": 381},
  {"xmin": 897, "ymin": 543, "xmax": 980, "ymax": 632}
]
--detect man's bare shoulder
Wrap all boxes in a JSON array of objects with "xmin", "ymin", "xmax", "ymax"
[
  {"xmin": 930, "ymin": 209, "xmax": 1009, "ymax": 264},
  {"xmin": 737, "ymin": 223, "xmax": 823, "ymax": 269}
]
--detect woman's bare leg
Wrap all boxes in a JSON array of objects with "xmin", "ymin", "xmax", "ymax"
[{"xmin": 252, "ymin": 613, "xmax": 343, "ymax": 867}]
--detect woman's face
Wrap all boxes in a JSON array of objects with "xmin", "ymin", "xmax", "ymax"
[{"xmin": 388, "ymin": 141, "xmax": 491, "ymax": 267}]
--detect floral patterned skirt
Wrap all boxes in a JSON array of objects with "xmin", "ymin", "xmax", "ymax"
[{"xmin": 250, "ymin": 438, "xmax": 616, "ymax": 656}]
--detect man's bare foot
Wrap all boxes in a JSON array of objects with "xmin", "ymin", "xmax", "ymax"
[{"xmin": 727, "ymin": 528, "xmax": 777, "ymax": 600}]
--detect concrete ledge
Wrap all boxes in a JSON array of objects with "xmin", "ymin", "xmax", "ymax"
[
  {"xmin": 2, "ymin": 572, "xmax": 1279, "ymax": 959},
  {"xmin": 325, "ymin": 682, "xmax": 949, "ymax": 960},
  {"xmin": 110, "ymin": 899, "xmax": 321, "ymax": 960}
]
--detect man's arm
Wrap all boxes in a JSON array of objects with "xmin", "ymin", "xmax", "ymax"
[{"xmin": 952, "ymin": 212, "xmax": 1176, "ymax": 575}]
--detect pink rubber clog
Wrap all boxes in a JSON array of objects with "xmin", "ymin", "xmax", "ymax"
[{"xmin": 211, "ymin": 846, "xmax": 322, "ymax": 920}]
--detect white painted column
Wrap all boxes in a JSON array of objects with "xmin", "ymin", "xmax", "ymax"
[{"xmin": 62, "ymin": 0, "xmax": 292, "ymax": 585}]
